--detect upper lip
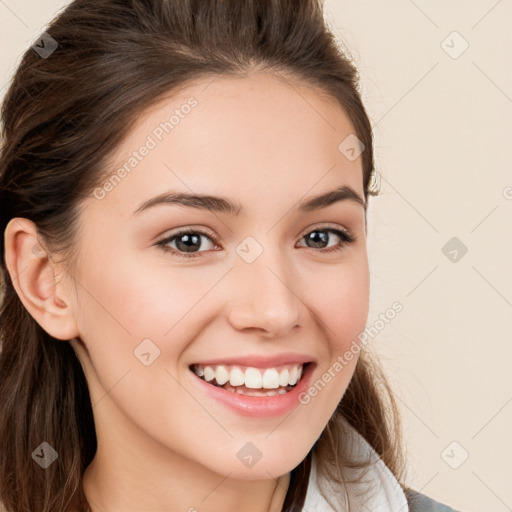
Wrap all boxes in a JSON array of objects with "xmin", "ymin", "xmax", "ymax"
[{"xmin": 190, "ymin": 352, "xmax": 316, "ymax": 369}]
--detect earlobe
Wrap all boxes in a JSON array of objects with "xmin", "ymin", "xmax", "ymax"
[{"xmin": 3, "ymin": 217, "xmax": 80, "ymax": 341}]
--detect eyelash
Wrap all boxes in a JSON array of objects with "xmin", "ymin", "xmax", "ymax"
[{"xmin": 156, "ymin": 225, "xmax": 356, "ymax": 259}]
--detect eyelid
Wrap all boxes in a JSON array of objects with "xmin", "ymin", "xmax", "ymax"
[
  {"xmin": 157, "ymin": 222, "xmax": 353, "ymax": 246},
  {"xmin": 298, "ymin": 222, "xmax": 352, "ymax": 239},
  {"xmin": 157, "ymin": 225, "xmax": 219, "ymax": 243}
]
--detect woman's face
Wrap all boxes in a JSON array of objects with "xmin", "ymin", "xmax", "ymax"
[{"xmin": 68, "ymin": 71, "xmax": 370, "ymax": 481}]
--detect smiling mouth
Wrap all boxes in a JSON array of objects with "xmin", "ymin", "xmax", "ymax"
[{"xmin": 189, "ymin": 362, "xmax": 312, "ymax": 397}]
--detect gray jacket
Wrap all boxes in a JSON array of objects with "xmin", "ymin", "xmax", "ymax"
[{"xmin": 404, "ymin": 487, "xmax": 462, "ymax": 512}]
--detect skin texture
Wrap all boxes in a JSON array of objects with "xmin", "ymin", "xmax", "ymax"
[{"xmin": 4, "ymin": 71, "xmax": 370, "ymax": 512}]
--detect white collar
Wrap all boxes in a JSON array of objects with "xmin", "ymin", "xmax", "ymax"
[{"xmin": 302, "ymin": 417, "xmax": 409, "ymax": 511}]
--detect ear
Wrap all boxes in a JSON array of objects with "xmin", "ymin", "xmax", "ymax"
[{"xmin": 3, "ymin": 217, "xmax": 79, "ymax": 341}]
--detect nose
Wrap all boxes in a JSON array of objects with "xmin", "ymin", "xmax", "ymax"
[{"xmin": 226, "ymin": 246, "xmax": 302, "ymax": 337}]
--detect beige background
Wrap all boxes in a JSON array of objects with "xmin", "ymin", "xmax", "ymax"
[{"xmin": 1, "ymin": 1, "xmax": 511, "ymax": 511}]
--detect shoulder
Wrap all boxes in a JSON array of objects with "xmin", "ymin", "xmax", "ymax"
[{"xmin": 403, "ymin": 487, "xmax": 463, "ymax": 512}]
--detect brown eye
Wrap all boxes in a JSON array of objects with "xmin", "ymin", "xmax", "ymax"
[
  {"xmin": 157, "ymin": 230, "xmax": 219, "ymax": 259},
  {"xmin": 156, "ymin": 226, "xmax": 355, "ymax": 259},
  {"xmin": 298, "ymin": 227, "xmax": 355, "ymax": 253}
]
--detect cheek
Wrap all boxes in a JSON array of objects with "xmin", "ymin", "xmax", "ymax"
[
  {"xmin": 300, "ymin": 259, "xmax": 369, "ymax": 407},
  {"xmin": 72, "ymin": 255, "xmax": 198, "ymax": 430},
  {"xmin": 73, "ymin": 253, "xmax": 225, "ymax": 404},
  {"xmin": 307, "ymin": 258, "xmax": 370, "ymax": 349},
  {"xmin": 78, "ymin": 252, "xmax": 209, "ymax": 340}
]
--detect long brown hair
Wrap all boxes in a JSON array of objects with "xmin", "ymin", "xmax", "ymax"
[{"xmin": 0, "ymin": 1, "xmax": 405, "ymax": 510}]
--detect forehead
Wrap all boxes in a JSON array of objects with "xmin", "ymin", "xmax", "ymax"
[{"xmin": 93, "ymin": 71, "xmax": 365, "ymax": 219}]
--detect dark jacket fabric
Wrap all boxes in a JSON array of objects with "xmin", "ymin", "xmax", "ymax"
[{"xmin": 404, "ymin": 487, "xmax": 462, "ymax": 512}]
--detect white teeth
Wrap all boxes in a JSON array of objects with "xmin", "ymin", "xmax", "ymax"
[
  {"xmin": 289, "ymin": 366, "xmax": 298, "ymax": 385},
  {"xmin": 203, "ymin": 366, "xmax": 215, "ymax": 382},
  {"xmin": 223, "ymin": 383, "xmax": 287, "ymax": 397},
  {"xmin": 278, "ymin": 368, "xmax": 289, "ymax": 387},
  {"xmin": 262, "ymin": 368, "xmax": 280, "ymax": 389},
  {"xmin": 244, "ymin": 367, "xmax": 262, "ymax": 389},
  {"xmin": 214, "ymin": 365, "xmax": 229, "ymax": 386},
  {"xmin": 229, "ymin": 367, "xmax": 245, "ymax": 387},
  {"xmin": 192, "ymin": 362, "xmax": 306, "ymax": 389}
]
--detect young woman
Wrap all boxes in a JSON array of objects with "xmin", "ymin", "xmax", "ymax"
[{"xmin": 0, "ymin": 1, "xmax": 462, "ymax": 511}]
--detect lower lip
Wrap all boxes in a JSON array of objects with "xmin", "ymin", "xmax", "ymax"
[{"xmin": 189, "ymin": 363, "xmax": 316, "ymax": 418}]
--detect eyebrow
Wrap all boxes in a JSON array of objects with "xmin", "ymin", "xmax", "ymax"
[{"xmin": 130, "ymin": 184, "xmax": 366, "ymax": 217}]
